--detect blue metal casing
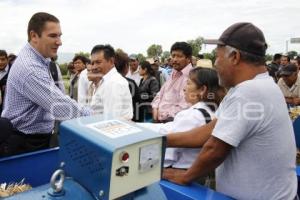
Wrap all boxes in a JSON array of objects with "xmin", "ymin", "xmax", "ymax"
[
  {"xmin": 0, "ymin": 144, "xmax": 234, "ymax": 199},
  {"xmin": 0, "ymin": 147, "xmax": 59, "ymax": 187},
  {"xmin": 59, "ymin": 115, "xmax": 165, "ymax": 200}
]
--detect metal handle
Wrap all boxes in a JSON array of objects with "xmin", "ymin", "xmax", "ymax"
[{"xmin": 50, "ymin": 169, "xmax": 65, "ymax": 193}]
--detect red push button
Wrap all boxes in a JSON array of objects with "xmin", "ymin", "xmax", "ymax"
[{"xmin": 120, "ymin": 152, "xmax": 129, "ymax": 163}]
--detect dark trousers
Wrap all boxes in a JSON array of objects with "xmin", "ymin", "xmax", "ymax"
[{"xmin": 0, "ymin": 131, "xmax": 51, "ymax": 157}]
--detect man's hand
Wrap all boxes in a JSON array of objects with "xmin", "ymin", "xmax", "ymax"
[
  {"xmin": 292, "ymin": 97, "xmax": 300, "ymax": 105},
  {"xmin": 285, "ymin": 96, "xmax": 300, "ymax": 105},
  {"xmin": 162, "ymin": 168, "xmax": 190, "ymax": 185}
]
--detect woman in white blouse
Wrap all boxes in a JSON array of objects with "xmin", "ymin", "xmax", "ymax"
[{"xmin": 139, "ymin": 67, "xmax": 225, "ymax": 169}]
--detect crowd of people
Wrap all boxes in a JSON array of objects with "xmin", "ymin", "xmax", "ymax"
[
  {"xmin": 0, "ymin": 12, "xmax": 299, "ymax": 199},
  {"xmin": 267, "ymin": 54, "xmax": 300, "ymax": 106}
]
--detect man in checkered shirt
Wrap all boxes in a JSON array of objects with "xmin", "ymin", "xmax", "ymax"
[{"xmin": 0, "ymin": 12, "xmax": 91, "ymax": 156}]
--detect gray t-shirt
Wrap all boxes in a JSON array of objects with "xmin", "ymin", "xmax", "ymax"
[{"xmin": 213, "ymin": 72, "xmax": 297, "ymax": 200}]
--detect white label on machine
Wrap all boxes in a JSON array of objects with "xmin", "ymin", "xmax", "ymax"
[{"xmin": 87, "ymin": 120, "xmax": 142, "ymax": 138}]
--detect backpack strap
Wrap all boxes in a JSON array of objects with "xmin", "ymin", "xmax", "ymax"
[{"xmin": 194, "ymin": 108, "xmax": 211, "ymax": 124}]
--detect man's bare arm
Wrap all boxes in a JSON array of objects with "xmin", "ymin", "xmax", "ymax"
[
  {"xmin": 167, "ymin": 119, "xmax": 217, "ymax": 148},
  {"xmin": 163, "ymin": 136, "xmax": 232, "ymax": 185}
]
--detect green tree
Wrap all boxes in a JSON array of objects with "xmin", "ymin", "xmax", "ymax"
[
  {"xmin": 187, "ymin": 36, "xmax": 204, "ymax": 57},
  {"xmin": 59, "ymin": 63, "xmax": 68, "ymax": 76},
  {"xmin": 75, "ymin": 51, "xmax": 90, "ymax": 58},
  {"xmin": 137, "ymin": 53, "xmax": 146, "ymax": 62},
  {"xmin": 203, "ymin": 51, "xmax": 216, "ymax": 64},
  {"xmin": 147, "ymin": 44, "xmax": 162, "ymax": 58},
  {"xmin": 265, "ymin": 54, "xmax": 273, "ymax": 61},
  {"xmin": 161, "ymin": 51, "xmax": 171, "ymax": 63}
]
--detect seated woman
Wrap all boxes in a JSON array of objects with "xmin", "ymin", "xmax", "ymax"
[
  {"xmin": 138, "ymin": 61, "xmax": 160, "ymax": 122},
  {"xmin": 138, "ymin": 67, "xmax": 225, "ymax": 169},
  {"xmin": 162, "ymin": 67, "xmax": 225, "ymax": 169}
]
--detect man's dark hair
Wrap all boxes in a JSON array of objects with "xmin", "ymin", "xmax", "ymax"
[
  {"xmin": 170, "ymin": 42, "xmax": 192, "ymax": 58},
  {"xmin": 86, "ymin": 58, "xmax": 91, "ymax": 64},
  {"xmin": 0, "ymin": 50, "xmax": 8, "ymax": 58},
  {"xmin": 73, "ymin": 55, "xmax": 88, "ymax": 65},
  {"xmin": 115, "ymin": 50, "xmax": 129, "ymax": 74},
  {"xmin": 91, "ymin": 44, "xmax": 115, "ymax": 60},
  {"xmin": 8, "ymin": 54, "xmax": 17, "ymax": 63},
  {"xmin": 27, "ymin": 12, "xmax": 59, "ymax": 42},
  {"xmin": 273, "ymin": 53, "xmax": 282, "ymax": 61}
]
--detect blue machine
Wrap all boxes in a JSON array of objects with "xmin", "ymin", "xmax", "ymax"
[
  {"xmin": 1, "ymin": 115, "xmax": 233, "ymax": 200},
  {"xmin": 59, "ymin": 116, "xmax": 165, "ymax": 200}
]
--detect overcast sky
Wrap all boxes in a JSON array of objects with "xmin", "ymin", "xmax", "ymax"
[{"xmin": 1, "ymin": 0, "xmax": 300, "ymax": 57}]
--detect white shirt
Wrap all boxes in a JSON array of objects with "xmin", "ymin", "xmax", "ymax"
[
  {"xmin": 126, "ymin": 67, "xmax": 141, "ymax": 86},
  {"xmin": 161, "ymin": 102, "xmax": 214, "ymax": 169},
  {"xmin": 0, "ymin": 65, "xmax": 9, "ymax": 80},
  {"xmin": 213, "ymin": 72, "xmax": 297, "ymax": 199},
  {"xmin": 77, "ymin": 69, "xmax": 91, "ymax": 106},
  {"xmin": 90, "ymin": 67, "xmax": 133, "ymax": 120}
]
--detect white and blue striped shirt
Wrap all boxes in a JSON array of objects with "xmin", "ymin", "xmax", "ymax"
[{"xmin": 1, "ymin": 43, "xmax": 91, "ymax": 134}]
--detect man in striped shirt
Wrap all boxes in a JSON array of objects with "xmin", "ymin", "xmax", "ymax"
[{"xmin": 1, "ymin": 12, "xmax": 91, "ymax": 156}]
